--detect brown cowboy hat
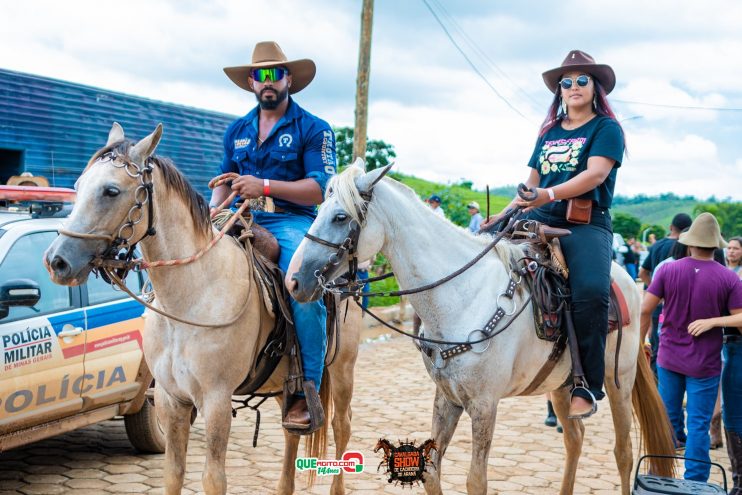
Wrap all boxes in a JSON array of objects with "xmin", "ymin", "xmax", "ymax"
[
  {"xmin": 542, "ymin": 49, "xmax": 616, "ymax": 95},
  {"xmin": 223, "ymin": 41, "xmax": 316, "ymax": 94},
  {"xmin": 678, "ymin": 212, "xmax": 728, "ymax": 249}
]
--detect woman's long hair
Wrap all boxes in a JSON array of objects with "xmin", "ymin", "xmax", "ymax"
[{"xmin": 539, "ymin": 77, "xmax": 623, "ymax": 144}]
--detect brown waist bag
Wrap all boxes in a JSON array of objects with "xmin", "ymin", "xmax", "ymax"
[{"xmin": 566, "ymin": 198, "xmax": 592, "ymax": 224}]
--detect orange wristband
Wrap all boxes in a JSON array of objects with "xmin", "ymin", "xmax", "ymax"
[{"xmin": 263, "ymin": 179, "xmax": 271, "ymax": 197}]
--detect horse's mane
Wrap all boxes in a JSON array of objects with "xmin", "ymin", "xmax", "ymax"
[
  {"xmin": 322, "ymin": 166, "xmax": 367, "ymax": 224},
  {"xmin": 324, "ymin": 166, "xmax": 526, "ymax": 266},
  {"xmin": 85, "ymin": 141, "xmax": 212, "ymax": 239}
]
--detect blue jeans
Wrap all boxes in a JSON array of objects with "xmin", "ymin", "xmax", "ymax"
[
  {"xmin": 658, "ymin": 365, "xmax": 721, "ymax": 481},
  {"xmin": 252, "ymin": 211, "xmax": 327, "ymax": 392},
  {"xmin": 723, "ymin": 336, "xmax": 742, "ymax": 433},
  {"xmin": 357, "ymin": 269, "xmax": 370, "ymax": 310},
  {"xmin": 624, "ymin": 263, "xmax": 637, "ymax": 281}
]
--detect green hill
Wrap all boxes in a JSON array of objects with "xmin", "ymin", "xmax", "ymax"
[
  {"xmin": 611, "ymin": 199, "xmax": 696, "ymax": 229},
  {"xmin": 389, "ymin": 172, "xmax": 511, "ymax": 226}
]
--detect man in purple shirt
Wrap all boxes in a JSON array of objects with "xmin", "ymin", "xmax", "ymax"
[{"xmin": 640, "ymin": 212, "xmax": 742, "ymax": 482}]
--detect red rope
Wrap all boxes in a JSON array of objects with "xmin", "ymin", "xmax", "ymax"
[{"xmin": 138, "ymin": 173, "xmax": 246, "ymax": 270}]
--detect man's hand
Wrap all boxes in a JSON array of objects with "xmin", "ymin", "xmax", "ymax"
[
  {"xmin": 231, "ymin": 175, "xmax": 263, "ymax": 199},
  {"xmin": 687, "ymin": 319, "xmax": 716, "ymax": 337}
]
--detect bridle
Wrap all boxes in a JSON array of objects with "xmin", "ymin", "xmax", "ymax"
[
  {"xmin": 57, "ymin": 151, "xmax": 251, "ymax": 328},
  {"xmin": 301, "ymin": 178, "xmax": 544, "ymax": 359},
  {"xmin": 59, "ymin": 151, "xmax": 157, "ymax": 282}
]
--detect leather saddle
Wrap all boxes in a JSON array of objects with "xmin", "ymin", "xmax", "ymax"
[
  {"xmin": 505, "ymin": 219, "xmax": 630, "ymax": 340},
  {"xmin": 213, "ymin": 210, "xmax": 334, "ymax": 436}
]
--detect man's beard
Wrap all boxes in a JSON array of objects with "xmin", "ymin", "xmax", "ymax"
[{"xmin": 256, "ymin": 86, "xmax": 289, "ymax": 110}]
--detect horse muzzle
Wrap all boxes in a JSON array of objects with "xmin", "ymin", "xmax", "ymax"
[{"xmin": 44, "ymin": 237, "xmax": 95, "ymax": 286}]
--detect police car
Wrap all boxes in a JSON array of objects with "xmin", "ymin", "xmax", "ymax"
[{"xmin": 0, "ymin": 183, "xmax": 164, "ymax": 453}]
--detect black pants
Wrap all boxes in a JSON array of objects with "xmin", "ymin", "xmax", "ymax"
[{"xmin": 528, "ymin": 203, "xmax": 613, "ymax": 401}]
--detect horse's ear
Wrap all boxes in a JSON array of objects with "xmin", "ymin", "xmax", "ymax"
[
  {"xmin": 130, "ymin": 123, "xmax": 163, "ymax": 165},
  {"xmin": 355, "ymin": 163, "xmax": 394, "ymax": 192},
  {"xmin": 106, "ymin": 122, "xmax": 125, "ymax": 146},
  {"xmin": 351, "ymin": 157, "xmax": 367, "ymax": 172}
]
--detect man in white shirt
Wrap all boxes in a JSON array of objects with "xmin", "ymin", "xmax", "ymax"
[{"xmin": 427, "ymin": 194, "xmax": 446, "ymax": 218}]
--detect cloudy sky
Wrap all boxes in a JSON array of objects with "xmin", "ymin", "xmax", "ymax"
[{"xmin": 2, "ymin": 0, "xmax": 741, "ymax": 200}]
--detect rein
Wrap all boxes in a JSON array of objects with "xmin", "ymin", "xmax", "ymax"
[
  {"xmin": 303, "ymin": 178, "xmax": 538, "ymax": 350},
  {"xmin": 59, "ymin": 155, "xmax": 252, "ymax": 328}
]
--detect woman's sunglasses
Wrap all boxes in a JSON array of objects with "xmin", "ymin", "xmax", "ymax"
[
  {"xmin": 559, "ymin": 75, "xmax": 591, "ymax": 90},
  {"xmin": 251, "ymin": 67, "xmax": 288, "ymax": 83}
]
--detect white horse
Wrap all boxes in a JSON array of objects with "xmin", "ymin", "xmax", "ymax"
[
  {"xmin": 286, "ymin": 163, "xmax": 675, "ymax": 495},
  {"xmin": 45, "ymin": 123, "xmax": 362, "ymax": 495}
]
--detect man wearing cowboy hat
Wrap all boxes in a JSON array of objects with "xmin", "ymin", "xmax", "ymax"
[
  {"xmin": 640, "ymin": 212, "xmax": 742, "ymax": 482},
  {"xmin": 210, "ymin": 41, "xmax": 336, "ymax": 430}
]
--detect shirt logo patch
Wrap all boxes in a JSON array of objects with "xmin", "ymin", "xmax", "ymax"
[
  {"xmin": 234, "ymin": 138, "xmax": 251, "ymax": 149},
  {"xmin": 278, "ymin": 134, "xmax": 293, "ymax": 147}
]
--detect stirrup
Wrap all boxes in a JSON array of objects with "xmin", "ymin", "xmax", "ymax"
[{"xmin": 567, "ymin": 386, "xmax": 597, "ymax": 419}]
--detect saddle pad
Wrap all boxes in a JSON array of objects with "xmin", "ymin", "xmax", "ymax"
[{"xmin": 608, "ymin": 279, "xmax": 631, "ymax": 332}]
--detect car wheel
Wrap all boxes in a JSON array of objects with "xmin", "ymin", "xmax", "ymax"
[{"xmin": 124, "ymin": 397, "xmax": 166, "ymax": 453}]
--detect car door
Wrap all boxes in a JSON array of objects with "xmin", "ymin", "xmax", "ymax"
[
  {"xmin": 0, "ymin": 230, "xmax": 85, "ymax": 434},
  {"xmin": 79, "ymin": 271, "xmax": 147, "ymax": 410}
]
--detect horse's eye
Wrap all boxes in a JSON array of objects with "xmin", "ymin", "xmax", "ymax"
[
  {"xmin": 103, "ymin": 186, "xmax": 120, "ymax": 197},
  {"xmin": 334, "ymin": 213, "xmax": 348, "ymax": 223}
]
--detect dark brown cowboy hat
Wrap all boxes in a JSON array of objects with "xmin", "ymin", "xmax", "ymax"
[
  {"xmin": 542, "ymin": 50, "xmax": 616, "ymax": 95},
  {"xmin": 223, "ymin": 41, "xmax": 316, "ymax": 94}
]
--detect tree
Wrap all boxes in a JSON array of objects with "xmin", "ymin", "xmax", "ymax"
[
  {"xmin": 612, "ymin": 212, "xmax": 642, "ymax": 239},
  {"xmin": 694, "ymin": 202, "xmax": 742, "ymax": 239},
  {"xmin": 334, "ymin": 126, "xmax": 396, "ymax": 170},
  {"xmin": 640, "ymin": 223, "xmax": 666, "ymax": 243}
]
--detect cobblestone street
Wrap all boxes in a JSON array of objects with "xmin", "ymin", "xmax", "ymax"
[{"xmin": 0, "ymin": 324, "xmax": 732, "ymax": 494}]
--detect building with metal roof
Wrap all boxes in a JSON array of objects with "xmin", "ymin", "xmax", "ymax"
[{"xmin": 0, "ymin": 68, "xmax": 236, "ymax": 197}]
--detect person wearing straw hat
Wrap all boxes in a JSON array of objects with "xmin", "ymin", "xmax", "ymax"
[
  {"xmin": 641, "ymin": 212, "xmax": 742, "ymax": 482},
  {"xmin": 482, "ymin": 49, "xmax": 625, "ymax": 419},
  {"xmin": 210, "ymin": 41, "xmax": 336, "ymax": 430}
]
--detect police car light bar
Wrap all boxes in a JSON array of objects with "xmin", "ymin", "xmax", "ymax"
[{"xmin": 0, "ymin": 185, "xmax": 76, "ymax": 203}]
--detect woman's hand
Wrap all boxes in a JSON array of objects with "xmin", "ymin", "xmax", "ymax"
[
  {"xmin": 514, "ymin": 188, "xmax": 551, "ymax": 212},
  {"xmin": 687, "ymin": 319, "xmax": 715, "ymax": 337}
]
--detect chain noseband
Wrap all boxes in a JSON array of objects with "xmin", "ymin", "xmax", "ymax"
[{"xmin": 58, "ymin": 152, "xmax": 156, "ymax": 282}]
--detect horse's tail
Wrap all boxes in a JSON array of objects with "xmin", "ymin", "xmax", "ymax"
[
  {"xmin": 304, "ymin": 367, "xmax": 332, "ymax": 488},
  {"xmin": 631, "ymin": 345, "xmax": 676, "ymax": 477}
]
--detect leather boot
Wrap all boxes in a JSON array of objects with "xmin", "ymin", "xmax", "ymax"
[
  {"xmin": 282, "ymin": 398, "xmax": 310, "ymax": 429},
  {"xmin": 726, "ymin": 428, "xmax": 742, "ymax": 495},
  {"xmin": 710, "ymin": 412, "xmax": 723, "ymax": 449},
  {"xmin": 544, "ymin": 400, "xmax": 557, "ymax": 427}
]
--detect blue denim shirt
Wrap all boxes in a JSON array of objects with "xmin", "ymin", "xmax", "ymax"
[{"xmin": 219, "ymin": 97, "xmax": 336, "ymax": 217}]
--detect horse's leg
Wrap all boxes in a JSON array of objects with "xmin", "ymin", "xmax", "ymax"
[
  {"xmin": 199, "ymin": 392, "xmax": 233, "ymax": 495},
  {"xmin": 329, "ymin": 346, "xmax": 359, "ymax": 495},
  {"xmin": 156, "ymin": 388, "xmax": 193, "ymax": 495},
  {"xmin": 464, "ymin": 398, "xmax": 499, "ymax": 495},
  {"xmin": 276, "ymin": 424, "xmax": 301, "ymax": 495},
  {"xmin": 605, "ymin": 375, "xmax": 634, "ymax": 495},
  {"xmin": 424, "ymin": 387, "xmax": 464, "ymax": 495},
  {"xmin": 551, "ymin": 387, "xmax": 584, "ymax": 495}
]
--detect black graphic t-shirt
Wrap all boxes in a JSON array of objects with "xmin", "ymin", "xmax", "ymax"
[{"xmin": 527, "ymin": 116, "xmax": 624, "ymax": 208}]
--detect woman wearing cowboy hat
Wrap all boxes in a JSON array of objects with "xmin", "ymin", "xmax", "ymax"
[
  {"xmin": 641, "ymin": 213, "xmax": 742, "ymax": 483},
  {"xmin": 486, "ymin": 50, "xmax": 625, "ymax": 419},
  {"xmin": 210, "ymin": 41, "xmax": 336, "ymax": 430}
]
